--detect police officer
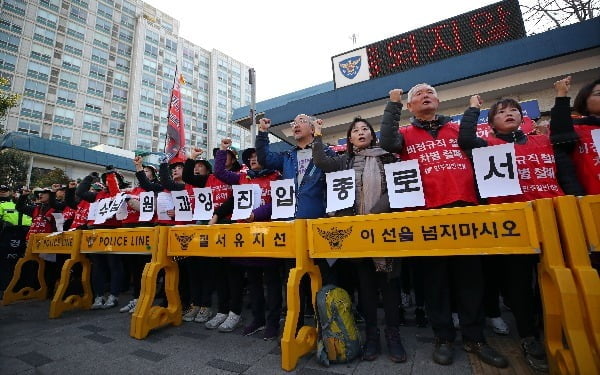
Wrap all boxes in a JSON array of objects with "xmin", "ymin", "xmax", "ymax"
[{"xmin": 0, "ymin": 185, "xmax": 31, "ymax": 299}]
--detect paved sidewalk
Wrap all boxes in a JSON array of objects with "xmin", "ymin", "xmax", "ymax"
[{"xmin": 0, "ymin": 295, "xmax": 535, "ymax": 374}]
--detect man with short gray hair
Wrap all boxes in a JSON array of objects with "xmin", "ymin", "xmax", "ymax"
[{"xmin": 380, "ymin": 83, "xmax": 508, "ymax": 369}]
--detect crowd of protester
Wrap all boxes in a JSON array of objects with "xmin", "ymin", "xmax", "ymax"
[{"xmin": 1, "ymin": 75, "xmax": 599, "ymax": 372}]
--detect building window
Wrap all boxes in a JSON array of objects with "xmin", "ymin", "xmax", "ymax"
[
  {"xmin": 93, "ymin": 33, "xmax": 110, "ymax": 49},
  {"xmin": 87, "ymin": 79, "xmax": 104, "ymax": 97},
  {"xmin": 143, "ymin": 59, "xmax": 157, "ymax": 74},
  {"xmin": 51, "ymin": 126, "xmax": 73, "ymax": 143},
  {"xmin": 29, "ymin": 43, "xmax": 51, "ymax": 64},
  {"xmin": 84, "ymin": 96, "xmax": 102, "ymax": 113},
  {"xmin": 62, "ymin": 54, "xmax": 82, "ymax": 72},
  {"xmin": 165, "ymin": 38, "xmax": 177, "ymax": 51},
  {"xmin": 144, "ymin": 43, "xmax": 157, "ymax": 58},
  {"xmin": 36, "ymin": 9, "xmax": 58, "ymax": 29},
  {"xmin": 58, "ymin": 71, "xmax": 79, "ymax": 89},
  {"xmin": 138, "ymin": 120, "xmax": 152, "ymax": 136},
  {"xmin": 111, "ymin": 103, "xmax": 126, "ymax": 119},
  {"xmin": 117, "ymin": 42, "xmax": 132, "ymax": 57},
  {"xmin": 112, "ymin": 88, "xmax": 128, "ymax": 103},
  {"xmin": 119, "ymin": 29, "xmax": 133, "ymax": 43},
  {"xmin": 71, "ymin": 0, "xmax": 88, "ymax": 8},
  {"xmin": 2, "ymin": 0, "xmax": 26, "ymax": 16},
  {"xmin": 0, "ymin": 51, "xmax": 17, "ymax": 71},
  {"xmin": 54, "ymin": 107, "xmax": 75, "ymax": 125},
  {"xmin": 107, "ymin": 136, "xmax": 123, "ymax": 147},
  {"xmin": 20, "ymin": 99, "xmax": 45, "ymax": 119},
  {"xmin": 64, "ymin": 38, "xmax": 83, "ymax": 56},
  {"xmin": 0, "ymin": 14, "xmax": 23, "ymax": 34},
  {"xmin": 27, "ymin": 61, "xmax": 50, "ymax": 82},
  {"xmin": 113, "ymin": 72, "xmax": 128, "ymax": 88},
  {"xmin": 136, "ymin": 138, "xmax": 152, "ymax": 152},
  {"xmin": 122, "ymin": 1, "xmax": 135, "ymax": 16},
  {"xmin": 80, "ymin": 131, "xmax": 100, "ymax": 147},
  {"xmin": 116, "ymin": 57, "xmax": 130, "ymax": 72},
  {"xmin": 141, "ymin": 73, "xmax": 156, "ymax": 88},
  {"xmin": 57, "ymin": 89, "xmax": 77, "ymax": 107},
  {"xmin": 95, "ymin": 16, "xmax": 112, "ymax": 34},
  {"xmin": 32, "ymin": 26, "xmax": 55, "ymax": 46},
  {"xmin": 141, "ymin": 89, "xmax": 154, "ymax": 104},
  {"xmin": 83, "ymin": 114, "xmax": 101, "ymax": 131},
  {"xmin": 24, "ymin": 80, "xmax": 47, "ymax": 99},
  {"xmin": 91, "ymin": 48, "xmax": 108, "ymax": 65},
  {"xmin": 0, "ymin": 31, "xmax": 20, "ymax": 52},
  {"xmin": 163, "ymin": 51, "xmax": 176, "ymax": 67},
  {"xmin": 145, "ymin": 29, "xmax": 159, "ymax": 44},
  {"xmin": 40, "ymin": 0, "xmax": 61, "ymax": 12},
  {"xmin": 66, "ymin": 21, "xmax": 85, "ymax": 40},
  {"xmin": 97, "ymin": 2, "xmax": 113, "ymax": 19},
  {"xmin": 89, "ymin": 63, "xmax": 107, "ymax": 80},
  {"xmin": 69, "ymin": 6, "xmax": 87, "ymax": 24},
  {"xmin": 121, "ymin": 14, "xmax": 134, "ymax": 29},
  {"xmin": 109, "ymin": 120, "xmax": 124, "ymax": 136},
  {"xmin": 139, "ymin": 104, "xmax": 154, "ymax": 119},
  {"xmin": 17, "ymin": 120, "xmax": 41, "ymax": 135}
]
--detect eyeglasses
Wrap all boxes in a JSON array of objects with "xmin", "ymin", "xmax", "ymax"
[{"xmin": 290, "ymin": 118, "xmax": 310, "ymax": 128}]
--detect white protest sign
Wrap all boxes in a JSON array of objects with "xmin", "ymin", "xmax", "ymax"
[
  {"xmin": 270, "ymin": 179, "xmax": 295, "ymax": 220},
  {"xmin": 192, "ymin": 188, "xmax": 214, "ymax": 221},
  {"xmin": 384, "ymin": 159, "xmax": 425, "ymax": 208},
  {"xmin": 94, "ymin": 197, "xmax": 113, "ymax": 224},
  {"xmin": 473, "ymin": 142, "xmax": 522, "ymax": 198},
  {"xmin": 156, "ymin": 192, "xmax": 174, "ymax": 221},
  {"xmin": 171, "ymin": 190, "xmax": 193, "ymax": 222},
  {"xmin": 591, "ymin": 129, "xmax": 600, "ymax": 159},
  {"xmin": 231, "ymin": 184, "xmax": 261, "ymax": 221},
  {"xmin": 326, "ymin": 169, "xmax": 356, "ymax": 213},
  {"xmin": 138, "ymin": 192, "xmax": 155, "ymax": 222},
  {"xmin": 87, "ymin": 201, "xmax": 98, "ymax": 221}
]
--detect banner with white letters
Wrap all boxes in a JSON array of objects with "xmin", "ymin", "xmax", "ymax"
[
  {"xmin": 270, "ymin": 179, "xmax": 295, "ymax": 220},
  {"xmin": 326, "ymin": 169, "xmax": 356, "ymax": 212},
  {"xmin": 473, "ymin": 143, "xmax": 522, "ymax": 198},
  {"xmin": 384, "ymin": 159, "xmax": 425, "ymax": 208}
]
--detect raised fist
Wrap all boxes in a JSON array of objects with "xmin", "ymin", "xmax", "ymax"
[
  {"xmin": 470, "ymin": 95, "xmax": 483, "ymax": 108},
  {"xmin": 389, "ymin": 89, "xmax": 403, "ymax": 103},
  {"xmin": 258, "ymin": 118, "xmax": 271, "ymax": 132},
  {"xmin": 220, "ymin": 138, "xmax": 232, "ymax": 150},
  {"xmin": 554, "ymin": 76, "xmax": 571, "ymax": 97}
]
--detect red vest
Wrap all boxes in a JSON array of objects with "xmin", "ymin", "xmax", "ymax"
[
  {"xmin": 486, "ymin": 135, "xmax": 564, "ymax": 204},
  {"xmin": 62, "ymin": 206, "xmax": 75, "ymax": 221},
  {"xmin": 26, "ymin": 205, "xmax": 55, "ymax": 240},
  {"xmin": 70, "ymin": 199, "xmax": 90, "ymax": 229},
  {"xmin": 400, "ymin": 123, "xmax": 478, "ymax": 208},
  {"xmin": 572, "ymin": 124, "xmax": 600, "ymax": 195}
]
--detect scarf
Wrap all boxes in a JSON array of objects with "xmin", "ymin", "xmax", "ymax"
[
  {"xmin": 246, "ymin": 168, "xmax": 276, "ymax": 179},
  {"xmin": 352, "ymin": 147, "xmax": 388, "ymax": 215}
]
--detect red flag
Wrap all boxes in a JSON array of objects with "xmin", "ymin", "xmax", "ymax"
[{"xmin": 165, "ymin": 71, "xmax": 186, "ymax": 163}]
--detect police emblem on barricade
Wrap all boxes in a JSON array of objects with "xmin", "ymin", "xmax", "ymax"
[
  {"xmin": 338, "ymin": 57, "xmax": 361, "ymax": 79},
  {"xmin": 85, "ymin": 234, "xmax": 97, "ymax": 248},
  {"xmin": 174, "ymin": 233, "xmax": 195, "ymax": 251},
  {"xmin": 317, "ymin": 226, "xmax": 353, "ymax": 250}
]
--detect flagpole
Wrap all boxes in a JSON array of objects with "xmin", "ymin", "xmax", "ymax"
[
  {"xmin": 249, "ymin": 68, "xmax": 256, "ymax": 145},
  {"xmin": 164, "ymin": 65, "xmax": 179, "ymax": 154}
]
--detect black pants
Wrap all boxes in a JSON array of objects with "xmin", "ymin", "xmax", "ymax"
[
  {"xmin": 399, "ymin": 257, "xmax": 426, "ymax": 307},
  {"xmin": 483, "ymin": 255, "xmax": 539, "ymax": 338},
  {"xmin": 357, "ymin": 259, "xmax": 401, "ymax": 328},
  {"xmin": 247, "ymin": 263, "xmax": 282, "ymax": 328},
  {"xmin": 123, "ymin": 254, "xmax": 150, "ymax": 298},
  {"xmin": 0, "ymin": 226, "xmax": 28, "ymax": 291},
  {"xmin": 215, "ymin": 260, "xmax": 244, "ymax": 315},
  {"xmin": 423, "ymin": 255, "xmax": 485, "ymax": 343}
]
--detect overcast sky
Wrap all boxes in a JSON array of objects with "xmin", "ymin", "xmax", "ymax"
[{"xmin": 143, "ymin": 0, "xmax": 499, "ymax": 101}]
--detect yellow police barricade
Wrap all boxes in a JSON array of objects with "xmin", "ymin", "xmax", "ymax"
[
  {"xmin": 131, "ymin": 220, "xmax": 320, "ymax": 372},
  {"xmin": 552, "ymin": 195, "xmax": 600, "ymax": 371},
  {"xmin": 2, "ymin": 231, "xmax": 83, "ymax": 309},
  {"xmin": 577, "ymin": 194, "xmax": 600, "ymax": 253},
  {"xmin": 129, "ymin": 226, "xmax": 180, "ymax": 340},
  {"xmin": 306, "ymin": 199, "xmax": 597, "ymax": 375}
]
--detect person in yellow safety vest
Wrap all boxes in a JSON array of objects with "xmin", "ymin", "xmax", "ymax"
[{"xmin": 0, "ymin": 185, "xmax": 32, "ymax": 299}]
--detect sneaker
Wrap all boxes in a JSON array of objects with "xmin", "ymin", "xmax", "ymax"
[
  {"xmin": 433, "ymin": 339, "xmax": 454, "ymax": 365},
  {"xmin": 119, "ymin": 299, "xmax": 137, "ymax": 313},
  {"xmin": 242, "ymin": 320, "xmax": 266, "ymax": 336},
  {"xmin": 102, "ymin": 294, "xmax": 118, "ymax": 309},
  {"xmin": 486, "ymin": 316, "xmax": 509, "ymax": 335},
  {"xmin": 218, "ymin": 311, "xmax": 242, "ymax": 332},
  {"xmin": 91, "ymin": 296, "xmax": 104, "ymax": 310},
  {"xmin": 263, "ymin": 324, "xmax": 279, "ymax": 341},
  {"xmin": 452, "ymin": 313, "xmax": 460, "ymax": 329},
  {"xmin": 182, "ymin": 305, "xmax": 200, "ymax": 322},
  {"xmin": 205, "ymin": 312, "xmax": 228, "ymax": 330},
  {"xmin": 362, "ymin": 327, "xmax": 381, "ymax": 361},
  {"xmin": 521, "ymin": 337, "xmax": 548, "ymax": 372},
  {"xmin": 194, "ymin": 307, "xmax": 213, "ymax": 323}
]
